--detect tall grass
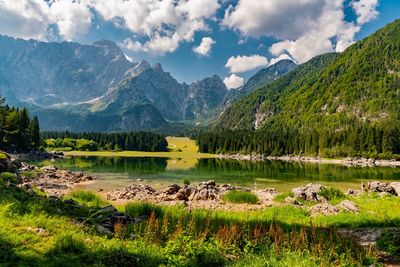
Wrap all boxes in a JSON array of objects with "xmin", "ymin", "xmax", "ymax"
[
  {"xmin": 222, "ymin": 191, "xmax": 259, "ymax": 204},
  {"xmin": 69, "ymin": 190, "xmax": 107, "ymax": 208}
]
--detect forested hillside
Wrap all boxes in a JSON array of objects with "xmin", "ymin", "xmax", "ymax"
[
  {"xmin": 200, "ymin": 19, "xmax": 400, "ymax": 159},
  {"xmin": 0, "ymin": 97, "xmax": 40, "ymax": 152}
]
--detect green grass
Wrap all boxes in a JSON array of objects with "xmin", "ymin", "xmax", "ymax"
[
  {"xmin": 319, "ymin": 187, "xmax": 347, "ymax": 204},
  {"xmin": 68, "ymin": 190, "xmax": 108, "ymax": 208},
  {"xmin": 377, "ymin": 229, "xmax": 400, "ymax": 256},
  {"xmin": 222, "ymin": 191, "xmax": 260, "ymax": 204},
  {"xmin": 1, "ymin": 178, "xmax": 399, "ymax": 266},
  {"xmin": 183, "ymin": 179, "xmax": 190, "ymax": 185},
  {"xmin": 0, "ymin": 172, "xmax": 19, "ymax": 184},
  {"xmin": 0, "ymin": 152, "xmax": 8, "ymax": 159}
]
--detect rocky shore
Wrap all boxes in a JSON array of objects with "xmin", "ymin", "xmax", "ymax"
[
  {"xmin": 1, "ymin": 150, "xmax": 94, "ymax": 196},
  {"xmin": 219, "ymin": 153, "xmax": 400, "ymax": 167}
]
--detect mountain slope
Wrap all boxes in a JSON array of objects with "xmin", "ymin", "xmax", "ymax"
[
  {"xmin": 0, "ymin": 36, "xmax": 136, "ymax": 105},
  {"xmin": 218, "ymin": 19, "xmax": 400, "ymax": 131}
]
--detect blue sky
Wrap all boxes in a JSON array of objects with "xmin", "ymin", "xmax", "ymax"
[{"xmin": 0, "ymin": 0, "xmax": 399, "ymax": 88}]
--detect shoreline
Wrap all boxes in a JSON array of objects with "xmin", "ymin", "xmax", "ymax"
[{"xmin": 219, "ymin": 154, "xmax": 400, "ymax": 167}]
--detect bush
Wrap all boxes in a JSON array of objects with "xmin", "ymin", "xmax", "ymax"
[
  {"xmin": 377, "ymin": 229, "xmax": 400, "ymax": 256},
  {"xmin": 0, "ymin": 153, "xmax": 8, "ymax": 159},
  {"xmin": 222, "ymin": 191, "xmax": 259, "ymax": 204},
  {"xmin": 183, "ymin": 179, "xmax": 190, "ymax": 185},
  {"xmin": 0, "ymin": 172, "xmax": 19, "ymax": 184},
  {"xmin": 319, "ymin": 188, "xmax": 346, "ymax": 201}
]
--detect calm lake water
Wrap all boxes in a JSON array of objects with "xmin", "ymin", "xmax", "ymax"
[{"xmin": 32, "ymin": 156, "xmax": 400, "ymax": 192}]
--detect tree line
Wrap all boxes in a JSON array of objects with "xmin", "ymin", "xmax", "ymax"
[
  {"xmin": 196, "ymin": 123, "xmax": 400, "ymax": 159},
  {"xmin": 0, "ymin": 97, "xmax": 40, "ymax": 152},
  {"xmin": 41, "ymin": 131, "xmax": 168, "ymax": 152}
]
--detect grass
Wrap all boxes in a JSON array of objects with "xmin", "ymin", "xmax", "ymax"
[
  {"xmin": 0, "ymin": 152, "xmax": 8, "ymax": 159},
  {"xmin": 1, "ymin": 177, "xmax": 399, "ymax": 266},
  {"xmin": 68, "ymin": 190, "xmax": 108, "ymax": 208},
  {"xmin": 0, "ymin": 172, "xmax": 19, "ymax": 184},
  {"xmin": 222, "ymin": 191, "xmax": 259, "ymax": 204}
]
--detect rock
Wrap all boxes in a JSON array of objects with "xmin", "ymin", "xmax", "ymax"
[
  {"xmin": 367, "ymin": 181, "xmax": 396, "ymax": 195},
  {"xmin": 95, "ymin": 224, "xmax": 113, "ymax": 236},
  {"xmin": 390, "ymin": 182, "xmax": 400, "ymax": 196},
  {"xmin": 284, "ymin": 196, "xmax": 303, "ymax": 206},
  {"xmin": 40, "ymin": 165, "xmax": 58, "ymax": 172},
  {"xmin": 0, "ymin": 156, "xmax": 18, "ymax": 173},
  {"xmin": 109, "ymin": 184, "xmax": 156, "ymax": 201},
  {"xmin": 292, "ymin": 183, "xmax": 324, "ymax": 201},
  {"xmin": 310, "ymin": 203, "xmax": 339, "ymax": 216},
  {"xmin": 347, "ymin": 189, "xmax": 361, "ymax": 196},
  {"xmin": 337, "ymin": 200, "xmax": 359, "ymax": 213},
  {"xmin": 162, "ymin": 184, "xmax": 181, "ymax": 195},
  {"xmin": 99, "ymin": 205, "xmax": 117, "ymax": 214}
]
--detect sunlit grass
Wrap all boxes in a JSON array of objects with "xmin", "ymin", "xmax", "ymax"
[{"xmin": 222, "ymin": 191, "xmax": 259, "ymax": 204}]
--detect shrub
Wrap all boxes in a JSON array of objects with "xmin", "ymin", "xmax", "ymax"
[
  {"xmin": 183, "ymin": 179, "xmax": 190, "ymax": 185},
  {"xmin": 222, "ymin": 191, "xmax": 259, "ymax": 204},
  {"xmin": 377, "ymin": 229, "xmax": 400, "ymax": 256},
  {"xmin": 0, "ymin": 152, "xmax": 8, "ymax": 159},
  {"xmin": 0, "ymin": 172, "xmax": 19, "ymax": 184},
  {"xmin": 319, "ymin": 188, "xmax": 346, "ymax": 201}
]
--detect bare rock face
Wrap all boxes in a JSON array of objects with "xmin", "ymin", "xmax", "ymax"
[{"xmin": 292, "ymin": 183, "xmax": 325, "ymax": 201}]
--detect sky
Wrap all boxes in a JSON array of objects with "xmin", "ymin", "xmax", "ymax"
[{"xmin": 0, "ymin": 0, "xmax": 399, "ymax": 89}]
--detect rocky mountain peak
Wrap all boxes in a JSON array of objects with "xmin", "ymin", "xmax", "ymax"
[{"xmin": 152, "ymin": 63, "xmax": 164, "ymax": 73}]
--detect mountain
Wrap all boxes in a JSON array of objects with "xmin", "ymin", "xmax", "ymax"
[
  {"xmin": 209, "ymin": 19, "xmax": 400, "ymax": 157},
  {"xmin": 0, "ymin": 36, "xmax": 136, "ymax": 105},
  {"xmin": 218, "ymin": 20, "xmax": 400, "ymax": 131},
  {"xmin": 0, "ymin": 36, "xmax": 231, "ymax": 131},
  {"xmin": 228, "ymin": 59, "xmax": 297, "ymax": 101}
]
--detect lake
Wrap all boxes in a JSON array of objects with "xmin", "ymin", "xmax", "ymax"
[{"xmin": 31, "ymin": 156, "xmax": 400, "ymax": 192}]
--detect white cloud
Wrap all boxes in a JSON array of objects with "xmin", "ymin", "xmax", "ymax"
[
  {"xmin": 223, "ymin": 74, "xmax": 244, "ymax": 89},
  {"xmin": 193, "ymin": 37, "xmax": 215, "ymax": 56},
  {"xmin": 351, "ymin": 0, "xmax": 379, "ymax": 25},
  {"xmin": 50, "ymin": 0, "xmax": 92, "ymax": 40},
  {"xmin": 0, "ymin": 0, "xmax": 51, "ymax": 40},
  {"xmin": 225, "ymin": 55, "xmax": 268, "ymax": 73},
  {"xmin": 268, "ymin": 54, "xmax": 295, "ymax": 66},
  {"xmin": 92, "ymin": 0, "xmax": 219, "ymax": 55},
  {"xmin": 224, "ymin": 0, "xmax": 379, "ymax": 64}
]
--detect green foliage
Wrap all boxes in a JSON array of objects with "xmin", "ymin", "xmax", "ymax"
[
  {"xmin": 206, "ymin": 20, "xmax": 400, "ymax": 159},
  {"xmin": 0, "ymin": 152, "xmax": 7, "ymax": 159},
  {"xmin": 319, "ymin": 188, "xmax": 347, "ymax": 202},
  {"xmin": 0, "ymin": 100, "xmax": 40, "ymax": 152},
  {"xmin": 183, "ymin": 179, "xmax": 191, "ymax": 185},
  {"xmin": 69, "ymin": 190, "xmax": 107, "ymax": 208},
  {"xmin": 0, "ymin": 172, "xmax": 19, "ymax": 184},
  {"xmin": 274, "ymin": 192, "xmax": 294, "ymax": 202},
  {"xmin": 42, "ymin": 131, "xmax": 168, "ymax": 152},
  {"xmin": 377, "ymin": 229, "xmax": 400, "ymax": 256},
  {"xmin": 222, "ymin": 191, "xmax": 259, "ymax": 204}
]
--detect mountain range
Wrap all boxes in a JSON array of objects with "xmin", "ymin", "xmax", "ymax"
[
  {"xmin": 0, "ymin": 35, "xmax": 296, "ymax": 131},
  {"xmin": 216, "ymin": 19, "xmax": 400, "ymax": 132}
]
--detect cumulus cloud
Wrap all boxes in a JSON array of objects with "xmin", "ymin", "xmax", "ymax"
[
  {"xmin": 351, "ymin": 0, "xmax": 379, "ymax": 25},
  {"xmin": 268, "ymin": 54, "xmax": 295, "ymax": 67},
  {"xmin": 0, "ymin": 0, "xmax": 51, "ymax": 40},
  {"xmin": 193, "ymin": 37, "xmax": 215, "ymax": 56},
  {"xmin": 93, "ymin": 0, "xmax": 219, "ymax": 55},
  {"xmin": 223, "ymin": 74, "xmax": 244, "ymax": 89},
  {"xmin": 225, "ymin": 55, "xmax": 268, "ymax": 73},
  {"xmin": 224, "ymin": 0, "xmax": 379, "ymax": 64},
  {"xmin": 50, "ymin": 0, "xmax": 92, "ymax": 40}
]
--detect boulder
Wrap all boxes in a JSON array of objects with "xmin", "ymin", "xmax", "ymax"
[
  {"xmin": 367, "ymin": 181, "xmax": 396, "ymax": 195},
  {"xmin": 310, "ymin": 203, "xmax": 339, "ymax": 216},
  {"xmin": 390, "ymin": 182, "xmax": 400, "ymax": 196},
  {"xmin": 292, "ymin": 183, "xmax": 324, "ymax": 201},
  {"xmin": 337, "ymin": 200, "xmax": 359, "ymax": 213}
]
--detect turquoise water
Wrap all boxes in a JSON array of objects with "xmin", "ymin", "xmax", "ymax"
[{"xmin": 32, "ymin": 156, "xmax": 400, "ymax": 192}]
